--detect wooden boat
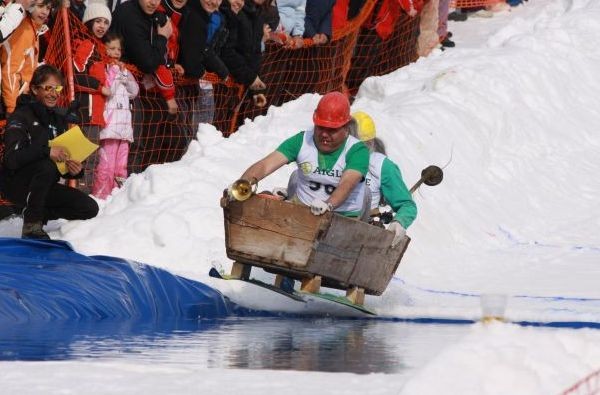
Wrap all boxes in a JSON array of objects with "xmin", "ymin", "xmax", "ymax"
[{"xmin": 220, "ymin": 192, "xmax": 410, "ymax": 306}]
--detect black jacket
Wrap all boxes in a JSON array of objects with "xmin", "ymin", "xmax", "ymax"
[
  {"xmin": 304, "ymin": 0, "xmax": 335, "ymax": 39},
  {"xmin": 178, "ymin": 2, "xmax": 228, "ymax": 79},
  {"xmin": 220, "ymin": 4, "xmax": 264, "ymax": 86},
  {"xmin": 2, "ymin": 95, "xmax": 80, "ymax": 179},
  {"xmin": 110, "ymin": 0, "xmax": 169, "ymax": 74}
]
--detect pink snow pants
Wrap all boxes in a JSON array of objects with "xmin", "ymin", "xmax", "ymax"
[{"xmin": 92, "ymin": 139, "xmax": 129, "ymax": 199}]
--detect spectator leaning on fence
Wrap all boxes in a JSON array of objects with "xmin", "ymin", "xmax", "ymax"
[
  {"xmin": 178, "ymin": 0, "xmax": 228, "ymax": 80},
  {"xmin": 277, "ymin": 0, "xmax": 305, "ymax": 48},
  {"xmin": 179, "ymin": 0, "xmax": 228, "ymax": 125},
  {"xmin": 110, "ymin": 0, "xmax": 178, "ymax": 115},
  {"xmin": 0, "ymin": 0, "xmax": 51, "ymax": 116},
  {"xmin": 303, "ymin": 0, "xmax": 334, "ymax": 45},
  {"xmin": 220, "ymin": 0, "xmax": 268, "ymax": 108},
  {"xmin": 157, "ymin": 0, "xmax": 189, "ymax": 77},
  {"xmin": 0, "ymin": 65, "xmax": 99, "ymax": 240}
]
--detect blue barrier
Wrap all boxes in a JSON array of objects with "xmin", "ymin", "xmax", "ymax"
[{"xmin": 0, "ymin": 238, "xmax": 232, "ymax": 323}]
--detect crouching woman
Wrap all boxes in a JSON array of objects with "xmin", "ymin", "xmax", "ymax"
[{"xmin": 1, "ymin": 65, "xmax": 99, "ymax": 239}]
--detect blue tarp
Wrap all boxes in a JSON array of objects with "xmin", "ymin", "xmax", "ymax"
[{"xmin": 0, "ymin": 238, "xmax": 232, "ymax": 323}]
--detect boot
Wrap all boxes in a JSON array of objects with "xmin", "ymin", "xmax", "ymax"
[{"xmin": 22, "ymin": 221, "xmax": 51, "ymax": 240}]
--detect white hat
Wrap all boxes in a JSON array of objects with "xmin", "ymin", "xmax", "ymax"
[{"xmin": 82, "ymin": 1, "xmax": 112, "ymax": 25}]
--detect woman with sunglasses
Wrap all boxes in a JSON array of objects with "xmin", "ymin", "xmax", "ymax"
[{"xmin": 1, "ymin": 65, "xmax": 99, "ymax": 239}]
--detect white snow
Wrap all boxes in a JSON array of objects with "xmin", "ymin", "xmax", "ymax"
[{"xmin": 2, "ymin": 0, "xmax": 600, "ymax": 393}]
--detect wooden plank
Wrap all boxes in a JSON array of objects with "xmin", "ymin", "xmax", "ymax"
[
  {"xmin": 349, "ymin": 237, "xmax": 410, "ymax": 294},
  {"xmin": 346, "ymin": 286, "xmax": 365, "ymax": 306},
  {"xmin": 227, "ymin": 196, "xmax": 326, "ymax": 242},
  {"xmin": 300, "ymin": 275, "xmax": 322, "ymax": 293},
  {"xmin": 230, "ymin": 261, "xmax": 251, "ymax": 280},
  {"xmin": 228, "ymin": 223, "xmax": 314, "ymax": 268},
  {"xmin": 308, "ymin": 215, "xmax": 382, "ymax": 283},
  {"xmin": 308, "ymin": 217, "xmax": 361, "ymax": 282}
]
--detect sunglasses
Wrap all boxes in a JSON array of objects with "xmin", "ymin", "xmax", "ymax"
[{"xmin": 37, "ymin": 85, "xmax": 64, "ymax": 93}]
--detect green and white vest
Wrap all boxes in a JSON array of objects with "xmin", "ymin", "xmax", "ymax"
[
  {"xmin": 295, "ymin": 131, "xmax": 366, "ymax": 214},
  {"xmin": 365, "ymin": 152, "xmax": 386, "ymax": 209}
]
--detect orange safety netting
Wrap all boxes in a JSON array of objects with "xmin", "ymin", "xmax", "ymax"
[
  {"xmin": 346, "ymin": 12, "xmax": 420, "ymax": 96},
  {"xmin": 2, "ymin": 0, "xmax": 428, "ymax": 204},
  {"xmin": 450, "ymin": 0, "xmax": 502, "ymax": 8}
]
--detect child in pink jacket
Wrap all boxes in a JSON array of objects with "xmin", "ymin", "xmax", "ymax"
[{"xmin": 92, "ymin": 32, "xmax": 139, "ymax": 199}]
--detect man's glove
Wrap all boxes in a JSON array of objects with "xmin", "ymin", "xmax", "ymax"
[
  {"xmin": 272, "ymin": 187, "xmax": 288, "ymax": 199},
  {"xmin": 387, "ymin": 221, "xmax": 406, "ymax": 246},
  {"xmin": 310, "ymin": 199, "xmax": 333, "ymax": 216}
]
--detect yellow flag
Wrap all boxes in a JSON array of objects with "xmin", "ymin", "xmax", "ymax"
[{"xmin": 49, "ymin": 126, "xmax": 99, "ymax": 175}]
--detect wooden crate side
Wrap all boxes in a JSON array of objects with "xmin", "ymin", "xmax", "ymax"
[
  {"xmin": 227, "ymin": 222, "xmax": 314, "ymax": 267},
  {"xmin": 307, "ymin": 215, "xmax": 373, "ymax": 283},
  {"xmin": 228, "ymin": 196, "xmax": 323, "ymax": 241},
  {"xmin": 348, "ymin": 237, "xmax": 410, "ymax": 295},
  {"xmin": 224, "ymin": 195, "xmax": 330, "ymax": 269}
]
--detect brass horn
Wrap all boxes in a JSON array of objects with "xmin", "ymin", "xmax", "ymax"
[{"xmin": 228, "ymin": 178, "xmax": 258, "ymax": 201}]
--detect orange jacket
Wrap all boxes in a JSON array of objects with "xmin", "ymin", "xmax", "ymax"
[{"xmin": 0, "ymin": 17, "xmax": 47, "ymax": 113}]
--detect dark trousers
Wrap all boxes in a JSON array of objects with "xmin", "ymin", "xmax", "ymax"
[
  {"xmin": 2, "ymin": 159, "xmax": 99, "ymax": 224},
  {"xmin": 80, "ymin": 124, "xmax": 102, "ymax": 194}
]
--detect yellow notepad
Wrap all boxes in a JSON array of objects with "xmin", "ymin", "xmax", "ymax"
[{"xmin": 49, "ymin": 126, "xmax": 99, "ymax": 175}]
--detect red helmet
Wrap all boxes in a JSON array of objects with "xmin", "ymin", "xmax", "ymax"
[{"xmin": 313, "ymin": 92, "xmax": 351, "ymax": 128}]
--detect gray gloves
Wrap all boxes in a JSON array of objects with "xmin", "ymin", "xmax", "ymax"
[
  {"xmin": 387, "ymin": 221, "xmax": 406, "ymax": 246},
  {"xmin": 310, "ymin": 199, "xmax": 333, "ymax": 216}
]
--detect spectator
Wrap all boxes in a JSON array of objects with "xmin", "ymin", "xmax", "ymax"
[
  {"xmin": 156, "ymin": 0, "xmax": 200, "ymax": 152},
  {"xmin": 238, "ymin": 92, "xmax": 369, "ymax": 219},
  {"xmin": 303, "ymin": 0, "xmax": 334, "ymax": 45},
  {"xmin": 1, "ymin": 65, "xmax": 99, "ymax": 239},
  {"xmin": 158, "ymin": 0, "xmax": 188, "ymax": 76},
  {"xmin": 372, "ymin": 0, "xmax": 420, "ymax": 41},
  {"xmin": 221, "ymin": 0, "xmax": 267, "ymax": 108},
  {"xmin": 0, "ymin": 0, "xmax": 51, "ymax": 115},
  {"xmin": 110, "ymin": 0, "xmax": 178, "ymax": 115},
  {"xmin": 178, "ymin": 0, "xmax": 228, "ymax": 80},
  {"xmin": 261, "ymin": 0, "xmax": 279, "ymax": 34},
  {"xmin": 438, "ymin": 0, "xmax": 454, "ymax": 48},
  {"xmin": 179, "ymin": 0, "xmax": 228, "ymax": 125},
  {"xmin": 0, "ymin": 0, "xmax": 34, "ymax": 42},
  {"xmin": 0, "ymin": 0, "xmax": 35, "ymax": 118},
  {"xmin": 350, "ymin": 111, "xmax": 416, "ymax": 246},
  {"xmin": 92, "ymin": 32, "xmax": 139, "ymax": 199},
  {"xmin": 72, "ymin": 0, "xmax": 113, "ymax": 193},
  {"xmin": 417, "ymin": 0, "xmax": 439, "ymax": 56},
  {"xmin": 277, "ymin": 0, "xmax": 304, "ymax": 48}
]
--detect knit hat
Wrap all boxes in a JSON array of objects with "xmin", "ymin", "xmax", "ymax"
[{"xmin": 82, "ymin": 1, "xmax": 112, "ymax": 25}]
